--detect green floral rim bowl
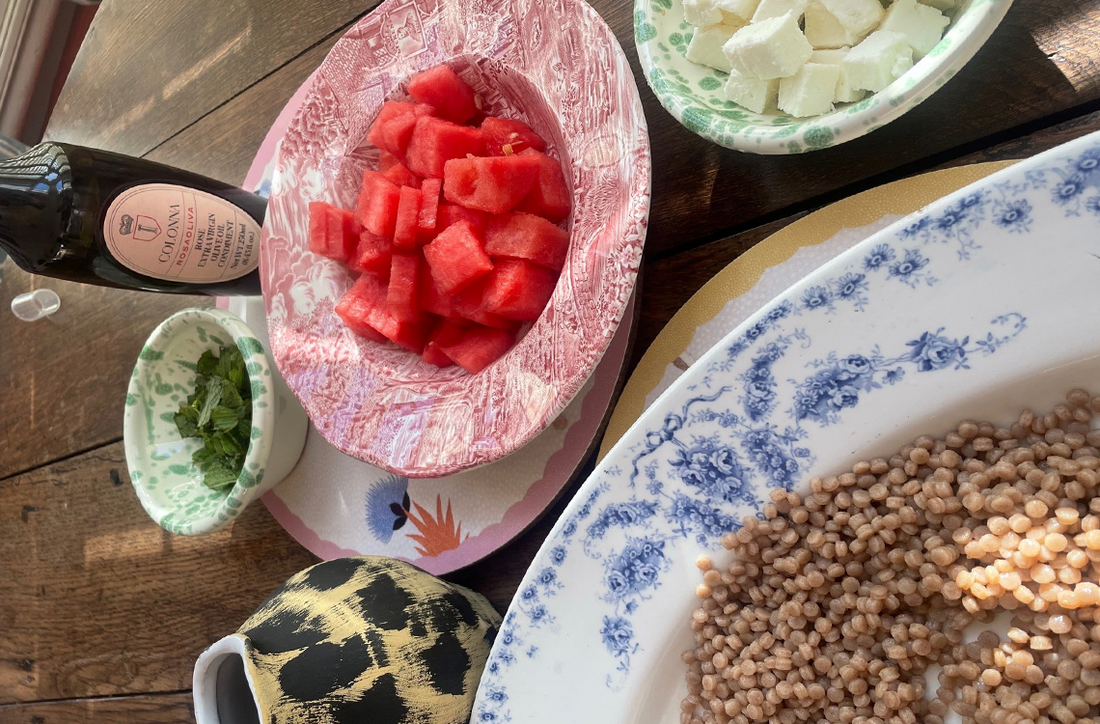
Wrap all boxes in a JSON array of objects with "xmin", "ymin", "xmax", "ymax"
[
  {"xmin": 124, "ymin": 308, "xmax": 308, "ymax": 536},
  {"xmin": 634, "ymin": 0, "xmax": 1013, "ymax": 154}
]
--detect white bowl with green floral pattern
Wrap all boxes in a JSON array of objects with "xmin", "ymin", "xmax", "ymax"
[
  {"xmin": 635, "ymin": 0, "xmax": 1012, "ymax": 154},
  {"xmin": 124, "ymin": 307, "xmax": 308, "ymax": 536}
]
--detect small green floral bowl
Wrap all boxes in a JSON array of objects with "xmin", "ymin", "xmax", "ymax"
[
  {"xmin": 124, "ymin": 308, "xmax": 308, "ymax": 536},
  {"xmin": 634, "ymin": 0, "xmax": 1013, "ymax": 154}
]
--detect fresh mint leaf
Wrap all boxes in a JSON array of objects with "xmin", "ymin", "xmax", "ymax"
[
  {"xmin": 172, "ymin": 345, "xmax": 254, "ymax": 492},
  {"xmin": 196, "ymin": 350, "xmax": 218, "ymax": 376}
]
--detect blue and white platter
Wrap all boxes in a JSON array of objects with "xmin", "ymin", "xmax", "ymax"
[{"xmin": 471, "ymin": 131, "xmax": 1100, "ymax": 723}]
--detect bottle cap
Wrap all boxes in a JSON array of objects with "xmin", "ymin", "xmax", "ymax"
[{"xmin": 11, "ymin": 288, "xmax": 61, "ymax": 322}]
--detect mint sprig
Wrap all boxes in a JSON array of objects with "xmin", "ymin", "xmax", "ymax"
[{"xmin": 173, "ymin": 345, "xmax": 253, "ymax": 491}]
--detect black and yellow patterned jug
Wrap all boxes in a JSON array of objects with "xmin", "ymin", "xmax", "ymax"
[{"xmin": 192, "ymin": 557, "xmax": 500, "ymax": 724}]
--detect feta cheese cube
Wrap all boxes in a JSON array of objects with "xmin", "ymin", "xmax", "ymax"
[
  {"xmin": 778, "ymin": 62, "xmax": 841, "ymax": 116},
  {"xmin": 686, "ymin": 24, "xmax": 741, "ymax": 72},
  {"xmin": 819, "ymin": 0, "xmax": 885, "ymax": 37},
  {"xmin": 843, "ymin": 30, "xmax": 914, "ymax": 92},
  {"xmin": 752, "ymin": 0, "xmax": 809, "ymax": 22},
  {"xmin": 880, "ymin": 0, "xmax": 950, "ymax": 59},
  {"xmin": 810, "ymin": 48, "xmax": 866, "ymax": 102},
  {"xmin": 805, "ymin": 1, "xmax": 861, "ymax": 48},
  {"xmin": 723, "ymin": 12, "xmax": 813, "ymax": 79},
  {"xmin": 684, "ymin": 0, "xmax": 724, "ymax": 27},
  {"xmin": 919, "ymin": 0, "xmax": 955, "ymax": 11},
  {"xmin": 716, "ymin": 0, "xmax": 762, "ymax": 23},
  {"xmin": 724, "ymin": 67, "xmax": 780, "ymax": 113}
]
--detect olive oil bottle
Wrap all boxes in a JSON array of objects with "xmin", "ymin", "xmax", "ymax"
[{"xmin": 0, "ymin": 142, "xmax": 266, "ymax": 296}]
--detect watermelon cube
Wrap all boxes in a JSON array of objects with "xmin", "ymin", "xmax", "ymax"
[
  {"xmin": 484, "ymin": 211, "xmax": 571, "ymax": 271},
  {"xmin": 453, "ymin": 279, "xmax": 520, "ymax": 330},
  {"xmin": 437, "ymin": 325, "xmax": 517, "ymax": 374},
  {"xmin": 423, "ymin": 220, "xmax": 493, "ymax": 294},
  {"xmin": 481, "ymin": 116, "xmax": 547, "ymax": 156},
  {"xmin": 422, "ymin": 320, "xmax": 464, "ymax": 367},
  {"xmin": 405, "ymin": 117, "xmax": 485, "ymax": 179},
  {"xmin": 326, "ymin": 206, "xmax": 359, "ymax": 263},
  {"xmin": 393, "ymin": 186, "xmax": 422, "ymax": 250},
  {"xmin": 308, "ymin": 201, "xmax": 333, "ymax": 257},
  {"xmin": 367, "ymin": 101, "xmax": 435, "ymax": 159},
  {"xmin": 418, "ymin": 178, "xmax": 442, "ymax": 239},
  {"xmin": 356, "ymin": 171, "xmax": 401, "ymax": 237},
  {"xmin": 378, "ymin": 151, "xmax": 402, "ymax": 173},
  {"xmin": 482, "ymin": 259, "xmax": 558, "ymax": 321},
  {"xmin": 382, "ymin": 160, "xmax": 420, "ymax": 189},
  {"xmin": 436, "ymin": 203, "xmax": 486, "ymax": 236},
  {"xmin": 516, "ymin": 149, "xmax": 572, "ymax": 223},
  {"xmin": 336, "ymin": 275, "xmax": 425, "ymax": 352},
  {"xmin": 407, "ymin": 65, "xmax": 478, "ymax": 124},
  {"xmin": 418, "ymin": 263, "xmax": 455, "ymax": 318},
  {"xmin": 353, "ymin": 230, "xmax": 392, "ymax": 277},
  {"xmin": 335, "ymin": 290, "xmax": 389, "ymax": 344},
  {"xmin": 387, "ymin": 253, "xmax": 420, "ymax": 322},
  {"xmin": 443, "ymin": 154, "xmax": 541, "ymax": 214}
]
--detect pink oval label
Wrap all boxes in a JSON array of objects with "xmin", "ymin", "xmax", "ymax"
[{"xmin": 103, "ymin": 183, "xmax": 261, "ymax": 283}]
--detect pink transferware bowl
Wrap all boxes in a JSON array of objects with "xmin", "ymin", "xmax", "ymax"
[{"xmin": 261, "ymin": 0, "xmax": 651, "ymax": 478}]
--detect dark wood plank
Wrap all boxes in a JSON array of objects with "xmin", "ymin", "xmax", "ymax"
[
  {"xmin": 144, "ymin": 38, "xmax": 337, "ymax": 184},
  {"xmin": 45, "ymin": 0, "xmax": 378, "ymax": 157},
  {"xmin": 0, "ymin": 263, "xmax": 203, "ymax": 480},
  {"xmin": 0, "ymin": 693, "xmax": 193, "ymax": 724},
  {"xmin": 0, "ymin": 443, "xmax": 317, "ymax": 703}
]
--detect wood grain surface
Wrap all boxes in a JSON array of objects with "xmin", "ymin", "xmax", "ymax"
[
  {"xmin": 0, "ymin": 693, "xmax": 193, "ymax": 724},
  {"xmin": 0, "ymin": 264, "xmax": 202, "ymax": 480},
  {"xmin": 12, "ymin": 0, "xmax": 1100, "ymax": 720},
  {"xmin": 46, "ymin": 0, "xmax": 381, "ymax": 157},
  {"xmin": 0, "ymin": 444, "xmax": 316, "ymax": 703}
]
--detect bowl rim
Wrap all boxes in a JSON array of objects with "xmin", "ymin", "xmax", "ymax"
[
  {"xmin": 261, "ymin": 0, "xmax": 651, "ymax": 478},
  {"xmin": 123, "ymin": 307, "xmax": 277, "ymax": 536},
  {"xmin": 634, "ymin": 0, "xmax": 1015, "ymax": 154}
]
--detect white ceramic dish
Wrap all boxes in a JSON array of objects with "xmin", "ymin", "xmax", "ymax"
[
  {"xmin": 634, "ymin": 0, "xmax": 1013, "ymax": 153},
  {"xmin": 472, "ymin": 132, "xmax": 1100, "ymax": 720},
  {"xmin": 124, "ymin": 308, "xmax": 308, "ymax": 535}
]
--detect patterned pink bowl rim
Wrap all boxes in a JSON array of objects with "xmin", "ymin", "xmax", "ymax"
[{"xmin": 261, "ymin": 0, "xmax": 651, "ymax": 477}]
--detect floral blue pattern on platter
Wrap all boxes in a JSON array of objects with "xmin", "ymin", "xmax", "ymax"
[{"xmin": 472, "ymin": 134, "xmax": 1100, "ymax": 724}]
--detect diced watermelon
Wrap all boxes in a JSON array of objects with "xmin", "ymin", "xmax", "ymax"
[
  {"xmin": 423, "ymin": 220, "xmax": 493, "ymax": 294},
  {"xmin": 393, "ymin": 186, "xmax": 422, "ymax": 250},
  {"xmin": 356, "ymin": 170, "xmax": 401, "ymax": 237},
  {"xmin": 436, "ymin": 203, "xmax": 486, "ymax": 236},
  {"xmin": 422, "ymin": 320, "xmax": 464, "ymax": 367},
  {"xmin": 407, "ymin": 65, "xmax": 478, "ymax": 124},
  {"xmin": 367, "ymin": 101, "xmax": 435, "ymax": 159},
  {"xmin": 378, "ymin": 151, "xmax": 402, "ymax": 173},
  {"xmin": 437, "ymin": 325, "xmax": 517, "ymax": 374},
  {"xmin": 418, "ymin": 263, "xmax": 455, "ymax": 318},
  {"xmin": 336, "ymin": 275, "xmax": 425, "ymax": 352},
  {"xmin": 335, "ymin": 291, "xmax": 389, "ymax": 344},
  {"xmin": 482, "ymin": 259, "xmax": 558, "ymax": 321},
  {"xmin": 387, "ymin": 253, "xmax": 420, "ymax": 322},
  {"xmin": 325, "ymin": 206, "xmax": 359, "ymax": 263},
  {"xmin": 418, "ymin": 178, "xmax": 442, "ymax": 238},
  {"xmin": 308, "ymin": 201, "xmax": 333, "ymax": 257},
  {"xmin": 453, "ymin": 279, "xmax": 520, "ymax": 331},
  {"xmin": 443, "ymin": 154, "xmax": 541, "ymax": 214},
  {"xmin": 353, "ymin": 230, "xmax": 392, "ymax": 277},
  {"xmin": 516, "ymin": 149, "xmax": 572, "ymax": 223},
  {"xmin": 382, "ymin": 160, "xmax": 420, "ymax": 189},
  {"xmin": 481, "ymin": 116, "xmax": 547, "ymax": 156},
  {"xmin": 484, "ymin": 211, "xmax": 571, "ymax": 271},
  {"xmin": 405, "ymin": 117, "xmax": 485, "ymax": 179}
]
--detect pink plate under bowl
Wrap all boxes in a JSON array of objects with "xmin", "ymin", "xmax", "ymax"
[{"xmin": 261, "ymin": 0, "xmax": 651, "ymax": 478}]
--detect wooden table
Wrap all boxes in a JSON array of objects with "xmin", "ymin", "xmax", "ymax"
[{"xmin": 1, "ymin": 0, "xmax": 1098, "ymax": 719}]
